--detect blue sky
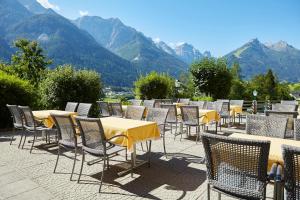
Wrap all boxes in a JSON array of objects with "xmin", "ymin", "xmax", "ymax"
[{"xmin": 41, "ymin": 0, "xmax": 300, "ymax": 56}]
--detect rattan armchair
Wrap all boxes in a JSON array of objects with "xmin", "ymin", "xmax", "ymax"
[
  {"xmin": 75, "ymin": 117, "xmax": 129, "ymax": 193},
  {"xmin": 202, "ymin": 133, "xmax": 271, "ymax": 200},
  {"xmin": 160, "ymin": 104, "xmax": 181, "ymax": 139},
  {"xmin": 230, "ymin": 100, "xmax": 244, "ymax": 123},
  {"xmin": 51, "ymin": 114, "xmax": 78, "ymax": 180},
  {"xmin": 205, "ymin": 101, "xmax": 215, "ymax": 110},
  {"xmin": 189, "ymin": 101, "xmax": 206, "ymax": 109},
  {"xmin": 180, "ymin": 105, "xmax": 204, "ymax": 143},
  {"xmin": 146, "ymin": 108, "xmax": 169, "ymax": 156},
  {"xmin": 281, "ymin": 100, "xmax": 298, "ymax": 106},
  {"xmin": 129, "ymin": 99, "xmax": 143, "ymax": 106},
  {"xmin": 215, "ymin": 101, "xmax": 231, "ymax": 129},
  {"xmin": 18, "ymin": 106, "xmax": 52, "ymax": 153},
  {"xmin": 97, "ymin": 101, "xmax": 111, "ymax": 117},
  {"xmin": 124, "ymin": 105, "xmax": 145, "ymax": 120},
  {"xmin": 77, "ymin": 103, "xmax": 92, "ymax": 117},
  {"xmin": 294, "ymin": 118, "xmax": 300, "ymax": 141},
  {"xmin": 110, "ymin": 102, "xmax": 123, "ymax": 117},
  {"xmin": 246, "ymin": 114, "xmax": 288, "ymax": 138},
  {"xmin": 65, "ymin": 102, "xmax": 78, "ymax": 112},
  {"xmin": 6, "ymin": 104, "xmax": 24, "ymax": 146},
  {"xmin": 143, "ymin": 100, "xmax": 155, "ymax": 109},
  {"xmin": 178, "ymin": 98, "xmax": 190, "ymax": 104},
  {"xmin": 272, "ymin": 103, "xmax": 297, "ymax": 112}
]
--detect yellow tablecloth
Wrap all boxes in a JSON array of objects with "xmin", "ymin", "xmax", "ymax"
[
  {"xmin": 32, "ymin": 110, "xmax": 77, "ymax": 128},
  {"xmin": 230, "ymin": 105, "xmax": 243, "ymax": 116},
  {"xmin": 229, "ymin": 133, "xmax": 300, "ymax": 170},
  {"xmin": 100, "ymin": 117, "xmax": 160, "ymax": 151},
  {"xmin": 177, "ymin": 108, "xmax": 220, "ymax": 124}
]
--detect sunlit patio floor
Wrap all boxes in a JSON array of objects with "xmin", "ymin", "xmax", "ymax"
[{"xmin": 0, "ymin": 123, "xmax": 276, "ymax": 200}]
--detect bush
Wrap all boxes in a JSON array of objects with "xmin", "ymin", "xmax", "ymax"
[
  {"xmin": 39, "ymin": 65, "xmax": 103, "ymax": 116},
  {"xmin": 192, "ymin": 96, "xmax": 213, "ymax": 101},
  {"xmin": 0, "ymin": 71, "xmax": 36, "ymax": 128},
  {"xmin": 134, "ymin": 71, "xmax": 175, "ymax": 100}
]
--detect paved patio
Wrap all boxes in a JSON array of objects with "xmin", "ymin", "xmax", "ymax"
[{"xmin": 0, "ymin": 124, "xmax": 275, "ymax": 200}]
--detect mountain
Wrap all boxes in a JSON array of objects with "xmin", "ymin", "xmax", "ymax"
[
  {"xmin": 73, "ymin": 16, "xmax": 188, "ymax": 77},
  {"xmin": 0, "ymin": 0, "xmax": 137, "ymax": 86},
  {"xmin": 225, "ymin": 38, "xmax": 300, "ymax": 82},
  {"xmin": 17, "ymin": 0, "xmax": 47, "ymax": 14}
]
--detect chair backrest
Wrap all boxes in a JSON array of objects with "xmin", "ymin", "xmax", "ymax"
[
  {"xmin": 160, "ymin": 104, "xmax": 177, "ymax": 122},
  {"xmin": 75, "ymin": 117, "xmax": 106, "ymax": 155},
  {"xmin": 180, "ymin": 105, "xmax": 199, "ymax": 126},
  {"xmin": 178, "ymin": 98, "xmax": 190, "ymax": 104},
  {"xmin": 161, "ymin": 99, "xmax": 173, "ymax": 105},
  {"xmin": 246, "ymin": 114, "xmax": 288, "ymax": 138},
  {"xmin": 6, "ymin": 104, "xmax": 23, "ymax": 127},
  {"xmin": 143, "ymin": 100, "xmax": 155, "ymax": 109},
  {"xmin": 51, "ymin": 114, "xmax": 77, "ymax": 146},
  {"xmin": 217, "ymin": 99, "xmax": 230, "ymax": 103},
  {"xmin": 18, "ymin": 106, "xmax": 36, "ymax": 128},
  {"xmin": 282, "ymin": 145, "xmax": 300, "ymax": 199},
  {"xmin": 294, "ymin": 119, "xmax": 300, "ymax": 141},
  {"xmin": 189, "ymin": 101, "xmax": 206, "ymax": 109},
  {"xmin": 125, "ymin": 105, "xmax": 145, "ymax": 120},
  {"xmin": 146, "ymin": 108, "xmax": 169, "ymax": 126},
  {"xmin": 154, "ymin": 99, "xmax": 162, "ymax": 108},
  {"xmin": 230, "ymin": 100, "xmax": 244, "ymax": 107},
  {"xmin": 202, "ymin": 133, "xmax": 270, "ymax": 199},
  {"xmin": 110, "ymin": 102, "xmax": 123, "ymax": 117},
  {"xmin": 205, "ymin": 101, "xmax": 215, "ymax": 110},
  {"xmin": 272, "ymin": 103, "xmax": 297, "ymax": 112},
  {"xmin": 215, "ymin": 101, "xmax": 230, "ymax": 116},
  {"xmin": 281, "ymin": 100, "xmax": 298, "ymax": 105},
  {"xmin": 97, "ymin": 101, "xmax": 111, "ymax": 117},
  {"xmin": 129, "ymin": 99, "xmax": 142, "ymax": 106},
  {"xmin": 77, "ymin": 103, "xmax": 92, "ymax": 117},
  {"xmin": 65, "ymin": 102, "xmax": 78, "ymax": 112}
]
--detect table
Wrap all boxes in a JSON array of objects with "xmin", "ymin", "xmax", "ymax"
[
  {"xmin": 229, "ymin": 133, "xmax": 300, "ymax": 170},
  {"xmin": 32, "ymin": 110, "xmax": 77, "ymax": 128},
  {"xmin": 230, "ymin": 105, "xmax": 243, "ymax": 117}
]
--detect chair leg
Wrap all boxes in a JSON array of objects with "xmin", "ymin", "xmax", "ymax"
[
  {"xmin": 53, "ymin": 144, "xmax": 61, "ymax": 173},
  {"xmin": 10, "ymin": 128, "xmax": 15, "ymax": 145},
  {"xmin": 30, "ymin": 133, "xmax": 36, "ymax": 153},
  {"xmin": 195, "ymin": 126, "xmax": 200, "ymax": 144},
  {"xmin": 18, "ymin": 131, "xmax": 24, "ymax": 148},
  {"xmin": 22, "ymin": 135, "xmax": 27, "ymax": 149},
  {"xmin": 162, "ymin": 133, "xmax": 167, "ymax": 158},
  {"xmin": 99, "ymin": 157, "xmax": 106, "ymax": 193},
  {"xmin": 218, "ymin": 192, "xmax": 221, "ymax": 200},
  {"xmin": 78, "ymin": 151, "xmax": 85, "ymax": 183},
  {"xmin": 70, "ymin": 148, "xmax": 77, "ymax": 180},
  {"xmin": 131, "ymin": 152, "xmax": 134, "ymax": 178},
  {"xmin": 140, "ymin": 143, "xmax": 144, "ymax": 151},
  {"xmin": 207, "ymin": 183, "xmax": 210, "ymax": 200},
  {"xmin": 148, "ymin": 141, "xmax": 152, "ymax": 167}
]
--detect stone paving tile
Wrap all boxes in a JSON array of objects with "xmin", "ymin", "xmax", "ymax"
[{"xmin": 0, "ymin": 124, "xmax": 276, "ymax": 200}]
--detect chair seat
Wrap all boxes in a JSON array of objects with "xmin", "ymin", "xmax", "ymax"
[
  {"xmin": 209, "ymin": 163, "xmax": 266, "ymax": 199},
  {"xmin": 83, "ymin": 142, "xmax": 125, "ymax": 156},
  {"xmin": 13, "ymin": 123, "xmax": 23, "ymax": 129},
  {"xmin": 25, "ymin": 125, "xmax": 51, "ymax": 131},
  {"xmin": 59, "ymin": 139, "xmax": 76, "ymax": 148}
]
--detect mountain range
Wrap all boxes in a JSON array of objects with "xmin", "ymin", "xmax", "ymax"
[{"xmin": 0, "ymin": 0, "xmax": 299, "ymax": 85}]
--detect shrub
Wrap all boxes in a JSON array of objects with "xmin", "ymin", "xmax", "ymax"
[
  {"xmin": 0, "ymin": 71, "xmax": 36, "ymax": 128},
  {"xmin": 39, "ymin": 65, "xmax": 103, "ymax": 116},
  {"xmin": 134, "ymin": 71, "xmax": 175, "ymax": 100}
]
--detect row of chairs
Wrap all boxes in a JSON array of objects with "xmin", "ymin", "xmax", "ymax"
[{"xmin": 202, "ymin": 133, "xmax": 300, "ymax": 200}]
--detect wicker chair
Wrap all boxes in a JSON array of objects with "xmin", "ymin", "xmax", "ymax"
[
  {"xmin": 129, "ymin": 99, "xmax": 142, "ymax": 106},
  {"xmin": 161, "ymin": 99, "xmax": 173, "ymax": 105},
  {"xmin": 246, "ymin": 114, "xmax": 288, "ymax": 138},
  {"xmin": 154, "ymin": 99, "xmax": 162, "ymax": 108},
  {"xmin": 281, "ymin": 144, "xmax": 300, "ymax": 199},
  {"xmin": 202, "ymin": 133, "xmax": 271, "ymax": 200},
  {"xmin": 294, "ymin": 118, "xmax": 300, "ymax": 141},
  {"xmin": 124, "ymin": 105, "xmax": 145, "ymax": 120},
  {"xmin": 281, "ymin": 100, "xmax": 298, "ymax": 105},
  {"xmin": 77, "ymin": 103, "xmax": 92, "ymax": 117},
  {"xmin": 217, "ymin": 99, "xmax": 230, "ymax": 103},
  {"xmin": 146, "ymin": 108, "xmax": 169, "ymax": 156},
  {"xmin": 272, "ymin": 103, "xmax": 297, "ymax": 112},
  {"xmin": 110, "ymin": 102, "xmax": 123, "ymax": 117},
  {"xmin": 178, "ymin": 98, "xmax": 190, "ymax": 104},
  {"xmin": 215, "ymin": 101, "xmax": 231, "ymax": 129},
  {"xmin": 143, "ymin": 100, "xmax": 155, "ymax": 109},
  {"xmin": 265, "ymin": 110, "xmax": 298, "ymax": 138},
  {"xmin": 160, "ymin": 104, "xmax": 180, "ymax": 139},
  {"xmin": 189, "ymin": 101, "xmax": 206, "ymax": 109},
  {"xmin": 75, "ymin": 117, "xmax": 129, "ymax": 193},
  {"xmin": 230, "ymin": 100, "xmax": 244, "ymax": 123},
  {"xmin": 180, "ymin": 106, "xmax": 204, "ymax": 143},
  {"xmin": 65, "ymin": 102, "xmax": 78, "ymax": 112},
  {"xmin": 18, "ymin": 106, "xmax": 51, "ymax": 153},
  {"xmin": 51, "ymin": 114, "xmax": 78, "ymax": 180},
  {"xmin": 6, "ymin": 104, "xmax": 24, "ymax": 146},
  {"xmin": 206, "ymin": 102, "xmax": 215, "ymax": 110},
  {"xmin": 97, "ymin": 101, "xmax": 111, "ymax": 117}
]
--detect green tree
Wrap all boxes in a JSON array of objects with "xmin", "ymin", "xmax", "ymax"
[
  {"xmin": 134, "ymin": 71, "xmax": 175, "ymax": 99},
  {"xmin": 11, "ymin": 39, "xmax": 52, "ymax": 86},
  {"xmin": 230, "ymin": 62, "xmax": 242, "ymax": 80},
  {"xmin": 190, "ymin": 58, "xmax": 232, "ymax": 100},
  {"xmin": 264, "ymin": 69, "xmax": 276, "ymax": 100}
]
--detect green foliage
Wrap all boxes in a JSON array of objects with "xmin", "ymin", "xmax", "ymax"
[
  {"xmin": 190, "ymin": 58, "xmax": 232, "ymax": 100},
  {"xmin": 229, "ymin": 79, "xmax": 246, "ymax": 99},
  {"xmin": 134, "ymin": 71, "xmax": 175, "ymax": 100},
  {"xmin": 289, "ymin": 83, "xmax": 300, "ymax": 92},
  {"xmin": 192, "ymin": 96, "xmax": 213, "ymax": 101},
  {"xmin": 175, "ymin": 72, "xmax": 195, "ymax": 98},
  {"xmin": 0, "ymin": 71, "xmax": 36, "ymax": 128},
  {"xmin": 11, "ymin": 39, "xmax": 52, "ymax": 87},
  {"xmin": 39, "ymin": 65, "xmax": 103, "ymax": 115}
]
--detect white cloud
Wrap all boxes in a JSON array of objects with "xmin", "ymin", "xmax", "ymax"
[
  {"xmin": 37, "ymin": 0, "xmax": 60, "ymax": 11},
  {"xmin": 79, "ymin": 10, "xmax": 89, "ymax": 17}
]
